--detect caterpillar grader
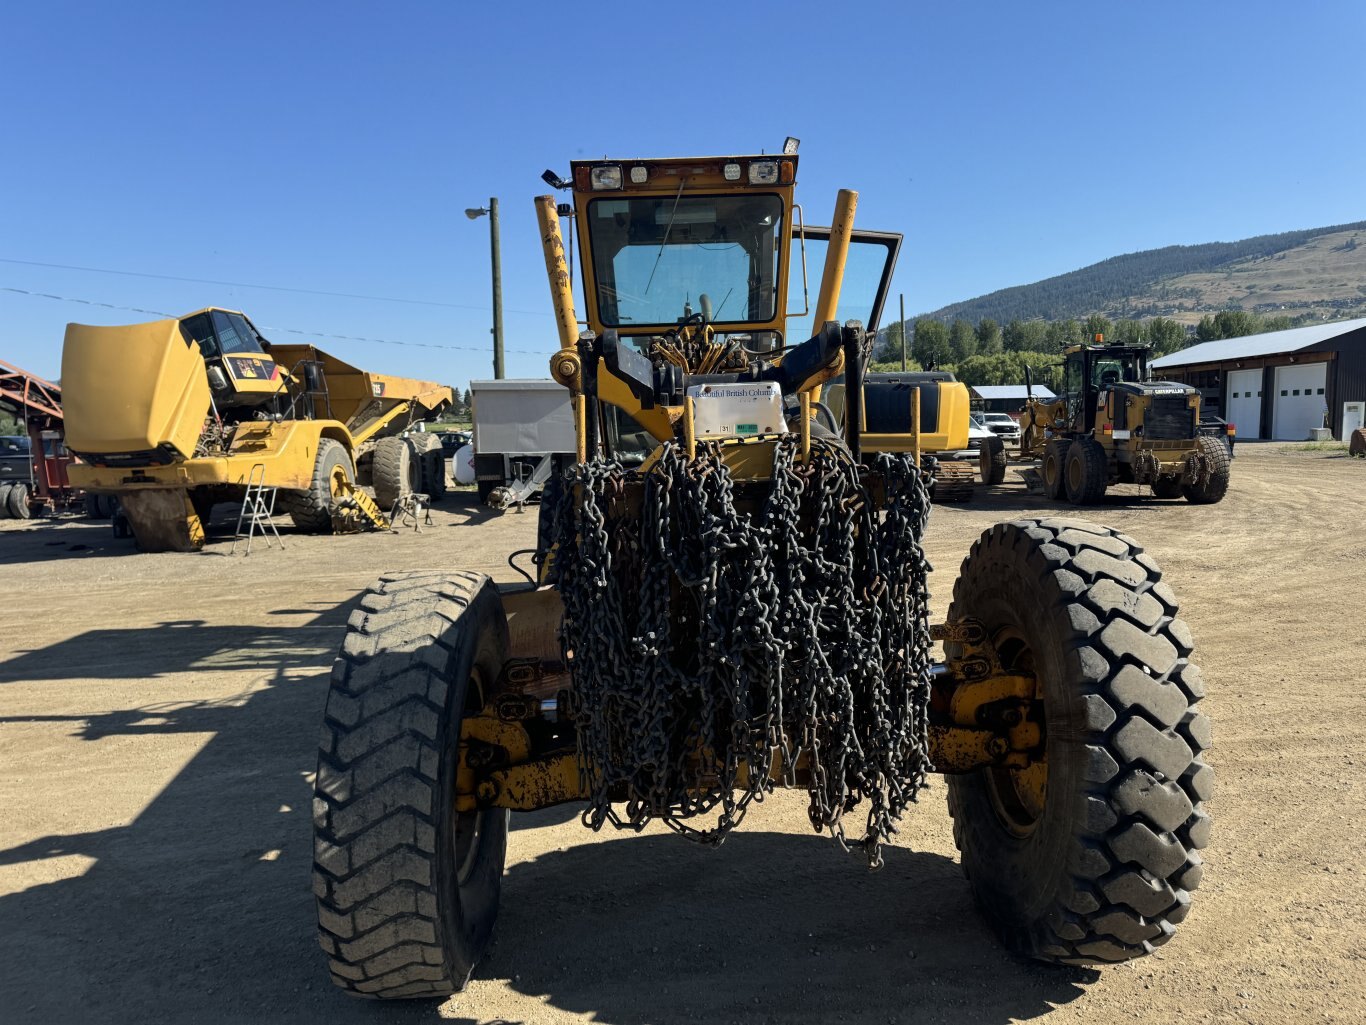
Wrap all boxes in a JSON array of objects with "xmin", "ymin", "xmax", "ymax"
[
  {"xmin": 311, "ymin": 150, "xmax": 1213, "ymax": 999},
  {"xmin": 62, "ymin": 308, "xmax": 453, "ymax": 551},
  {"xmin": 982, "ymin": 336, "xmax": 1233, "ymax": 504}
]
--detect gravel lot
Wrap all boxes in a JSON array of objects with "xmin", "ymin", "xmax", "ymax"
[{"xmin": 1, "ymin": 443, "xmax": 1362, "ymax": 1024}]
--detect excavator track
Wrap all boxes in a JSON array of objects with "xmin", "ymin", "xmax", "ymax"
[{"xmin": 929, "ymin": 458, "xmax": 976, "ymax": 504}]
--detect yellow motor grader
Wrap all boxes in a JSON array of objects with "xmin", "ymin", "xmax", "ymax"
[
  {"xmin": 312, "ymin": 151, "xmax": 1213, "ymax": 998},
  {"xmin": 62, "ymin": 308, "xmax": 453, "ymax": 550}
]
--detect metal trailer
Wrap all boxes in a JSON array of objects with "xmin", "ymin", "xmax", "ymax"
[
  {"xmin": 470, "ymin": 378, "xmax": 576, "ymax": 506},
  {"xmin": 0, "ymin": 358, "xmax": 80, "ymax": 518}
]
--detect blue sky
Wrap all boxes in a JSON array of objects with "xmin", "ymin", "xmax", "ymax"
[{"xmin": 3, "ymin": 1, "xmax": 1363, "ymax": 387}]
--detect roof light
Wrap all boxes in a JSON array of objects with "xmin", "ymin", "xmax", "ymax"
[
  {"xmin": 629, "ymin": 165, "xmax": 648, "ymax": 184},
  {"xmin": 590, "ymin": 165, "xmax": 623, "ymax": 190},
  {"xmin": 723, "ymin": 162, "xmax": 742, "ymax": 181},
  {"xmin": 748, "ymin": 160, "xmax": 779, "ymax": 185}
]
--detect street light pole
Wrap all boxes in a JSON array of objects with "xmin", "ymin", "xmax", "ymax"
[
  {"xmin": 465, "ymin": 198, "xmax": 504, "ymax": 379},
  {"xmin": 489, "ymin": 197, "xmax": 504, "ymax": 380}
]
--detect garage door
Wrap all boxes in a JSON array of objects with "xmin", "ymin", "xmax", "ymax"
[
  {"xmin": 1226, "ymin": 368, "xmax": 1263, "ymax": 439},
  {"xmin": 1271, "ymin": 363, "xmax": 1328, "ymax": 440}
]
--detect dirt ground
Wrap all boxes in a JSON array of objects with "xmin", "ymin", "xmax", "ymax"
[{"xmin": 1, "ymin": 443, "xmax": 1362, "ymax": 1025}]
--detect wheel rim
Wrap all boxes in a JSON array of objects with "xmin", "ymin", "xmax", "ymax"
[
  {"xmin": 452, "ymin": 666, "xmax": 485, "ymax": 887},
  {"xmin": 984, "ymin": 632, "xmax": 1048, "ymax": 837},
  {"xmin": 1066, "ymin": 455, "xmax": 1081, "ymax": 493},
  {"xmin": 328, "ymin": 463, "xmax": 350, "ymax": 500}
]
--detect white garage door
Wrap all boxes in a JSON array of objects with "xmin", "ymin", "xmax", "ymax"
[
  {"xmin": 1226, "ymin": 368, "xmax": 1263, "ymax": 439},
  {"xmin": 1271, "ymin": 363, "xmax": 1328, "ymax": 440}
]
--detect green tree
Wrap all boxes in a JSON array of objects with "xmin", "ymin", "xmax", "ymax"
[
  {"xmin": 1145, "ymin": 317, "xmax": 1187, "ymax": 355},
  {"xmin": 876, "ymin": 320, "xmax": 908, "ymax": 363},
  {"xmin": 911, "ymin": 318, "xmax": 952, "ymax": 369},
  {"xmin": 1044, "ymin": 319, "xmax": 1084, "ymax": 349},
  {"xmin": 1113, "ymin": 319, "xmax": 1145, "ymax": 345},
  {"xmin": 1083, "ymin": 314, "xmax": 1113, "ymax": 343},
  {"xmin": 948, "ymin": 318, "xmax": 978, "ymax": 362},
  {"xmin": 1003, "ymin": 319, "xmax": 1049, "ymax": 352},
  {"xmin": 975, "ymin": 317, "xmax": 1003, "ymax": 354}
]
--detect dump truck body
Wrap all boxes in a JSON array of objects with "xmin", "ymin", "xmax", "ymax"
[{"xmin": 62, "ymin": 308, "xmax": 453, "ymax": 549}]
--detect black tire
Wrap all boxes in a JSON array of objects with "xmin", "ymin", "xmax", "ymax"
[
  {"xmin": 280, "ymin": 438, "xmax": 354, "ymax": 533},
  {"xmin": 1042, "ymin": 439, "xmax": 1070, "ymax": 501},
  {"xmin": 946, "ymin": 519, "xmax": 1211, "ymax": 965},
  {"xmin": 6, "ymin": 482, "xmax": 31, "ymax": 519},
  {"xmin": 1064, "ymin": 438, "xmax": 1108, "ymax": 505},
  {"xmin": 82, "ymin": 492, "xmax": 107, "ymax": 519},
  {"xmin": 1181, "ymin": 436, "xmax": 1230, "ymax": 505},
  {"xmin": 96, "ymin": 494, "xmax": 118, "ymax": 519},
  {"xmin": 980, "ymin": 436, "xmax": 1007, "ymax": 486},
  {"xmin": 407, "ymin": 434, "xmax": 447, "ymax": 501},
  {"xmin": 0, "ymin": 483, "xmax": 11, "ymax": 518},
  {"xmin": 373, "ymin": 436, "xmax": 413, "ymax": 508},
  {"xmin": 1151, "ymin": 476, "xmax": 1183, "ymax": 499},
  {"xmin": 314, "ymin": 572, "xmax": 510, "ymax": 998}
]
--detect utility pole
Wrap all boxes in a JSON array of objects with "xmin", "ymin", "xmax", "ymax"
[
  {"xmin": 465, "ymin": 198, "xmax": 505, "ymax": 379},
  {"xmin": 899, "ymin": 292, "xmax": 907, "ymax": 371}
]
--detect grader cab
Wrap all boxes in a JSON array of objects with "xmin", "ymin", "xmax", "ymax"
[{"xmin": 311, "ymin": 151, "xmax": 1213, "ymax": 999}]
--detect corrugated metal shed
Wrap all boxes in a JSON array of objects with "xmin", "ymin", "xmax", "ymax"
[
  {"xmin": 970, "ymin": 385, "xmax": 1056, "ymax": 400},
  {"xmin": 1152, "ymin": 316, "xmax": 1366, "ymax": 369}
]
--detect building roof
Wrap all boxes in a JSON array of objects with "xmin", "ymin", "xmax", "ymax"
[
  {"xmin": 970, "ymin": 385, "xmax": 1056, "ymax": 401},
  {"xmin": 1151, "ymin": 316, "xmax": 1366, "ymax": 369}
]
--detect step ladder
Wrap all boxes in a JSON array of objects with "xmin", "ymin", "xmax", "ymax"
[{"xmin": 231, "ymin": 464, "xmax": 284, "ymax": 555}]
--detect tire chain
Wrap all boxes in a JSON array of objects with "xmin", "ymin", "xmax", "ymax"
[{"xmin": 542, "ymin": 436, "xmax": 935, "ymax": 867}]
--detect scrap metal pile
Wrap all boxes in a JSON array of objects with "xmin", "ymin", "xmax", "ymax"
[{"xmin": 544, "ymin": 436, "xmax": 936, "ymax": 866}]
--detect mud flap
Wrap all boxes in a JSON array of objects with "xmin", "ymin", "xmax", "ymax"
[{"xmin": 117, "ymin": 489, "xmax": 206, "ymax": 552}]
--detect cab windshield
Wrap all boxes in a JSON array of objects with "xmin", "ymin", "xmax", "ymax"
[{"xmin": 588, "ymin": 193, "xmax": 784, "ymax": 328}]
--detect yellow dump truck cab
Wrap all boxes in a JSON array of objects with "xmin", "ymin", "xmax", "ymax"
[{"xmin": 62, "ymin": 307, "xmax": 453, "ymax": 550}]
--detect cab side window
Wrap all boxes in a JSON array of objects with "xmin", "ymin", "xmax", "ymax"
[{"xmin": 180, "ymin": 313, "xmax": 219, "ymax": 359}]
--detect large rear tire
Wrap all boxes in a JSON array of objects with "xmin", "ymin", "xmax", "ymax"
[
  {"xmin": 1181, "ymin": 436, "xmax": 1230, "ymax": 505},
  {"xmin": 280, "ymin": 438, "xmax": 354, "ymax": 533},
  {"xmin": 1042, "ymin": 439, "xmax": 1070, "ymax": 500},
  {"xmin": 408, "ymin": 433, "xmax": 447, "ymax": 501},
  {"xmin": 1064, "ymin": 438, "xmax": 1108, "ymax": 505},
  {"xmin": 373, "ymin": 436, "xmax": 414, "ymax": 509},
  {"xmin": 979, "ymin": 436, "xmax": 1007, "ymax": 485},
  {"xmin": 946, "ymin": 519, "xmax": 1211, "ymax": 965},
  {"xmin": 6, "ymin": 482, "xmax": 31, "ymax": 519},
  {"xmin": 313, "ymin": 572, "xmax": 510, "ymax": 998}
]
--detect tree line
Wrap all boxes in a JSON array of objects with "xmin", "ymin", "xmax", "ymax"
[{"xmin": 872, "ymin": 309, "xmax": 1316, "ymax": 390}]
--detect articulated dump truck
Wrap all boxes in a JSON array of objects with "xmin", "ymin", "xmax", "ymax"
[{"xmin": 62, "ymin": 308, "xmax": 453, "ymax": 551}]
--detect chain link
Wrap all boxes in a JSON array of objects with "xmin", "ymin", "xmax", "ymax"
[{"xmin": 543, "ymin": 436, "xmax": 934, "ymax": 867}]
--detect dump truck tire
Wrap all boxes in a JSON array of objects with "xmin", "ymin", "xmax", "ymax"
[
  {"xmin": 313, "ymin": 572, "xmax": 510, "ymax": 998},
  {"xmin": 1042, "ymin": 440, "xmax": 1070, "ymax": 500},
  {"xmin": 82, "ymin": 492, "xmax": 106, "ymax": 519},
  {"xmin": 946, "ymin": 519, "xmax": 1211, "ymax": 966},
  {"xmin": 372, "ymin": 437, "xmax": 413, "ymax": 509},
  {"xmin": 979, "ymin": 436, "xmax": 1007, "ymax": 485},
  {"xmin": 1181, "ymin": 435, "xmax": 1230, "ymax": 505},
  {"xmin": 6, "ymin": 483, "xmax": 31, "ymax": 519},
  {"xmin": 1064, "ymin": 438, "xmax": 1108, "ymax": 505},
  {"xmin": 1151, "ymin": 476, "xmax": 1183, "ymax": 499},
  {"xmin": 281, "ymin": 439, "xmax": 354, "ymax": 534},
  {"xmin": 407, "ymin": 434, "xmax": 447, "ymax": 501}
]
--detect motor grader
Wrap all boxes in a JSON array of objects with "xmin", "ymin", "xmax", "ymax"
[
  {"xmin": 62, "ymin": 308, "xmax": 452, "ymax": 550},
  {"xmin": 990, "ymin": 336, "xmax": 1233, "ymax": 504},
  {"xmin": 312, "ymin": 151, "xmax": 1213, "ymax": 999}
]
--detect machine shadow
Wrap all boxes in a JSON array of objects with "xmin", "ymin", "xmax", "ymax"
[{"xmin": 482, "ymin": 829, "xmax": 1096, "ymax": 1024}]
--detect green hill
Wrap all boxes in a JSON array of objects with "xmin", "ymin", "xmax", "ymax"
[{"xmin": 922, "ymin": 221, "xmax": 1366, "ymax": 326}]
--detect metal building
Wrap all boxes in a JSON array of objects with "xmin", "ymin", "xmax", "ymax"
[
  {"xmin": 1151, "ymin": 317, "xmax": 1366, "ymax": 441},
  {"xmin": 969, "ymin": 385, "xmax": 1057, "ymax": 414}
]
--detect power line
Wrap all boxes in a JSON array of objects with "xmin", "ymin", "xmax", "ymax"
[
  {"xmin": 0, "ymin": 256, "xmax": 553, "ymax": 316},
  {"xmin": 0, "ymin": 286, "xmax": 549, "ymax": 356}
]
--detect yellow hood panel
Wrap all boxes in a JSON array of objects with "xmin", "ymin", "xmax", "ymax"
[{"xmin": 61, "ymin": 319, "xmax": 210, "ymax": 458}]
